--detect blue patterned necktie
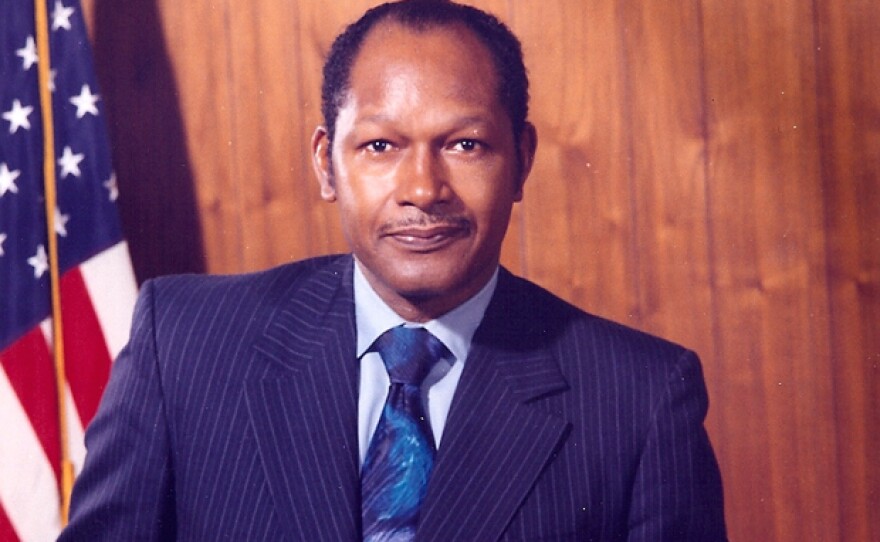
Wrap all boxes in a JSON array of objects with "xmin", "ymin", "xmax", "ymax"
[{"xmin": 361, "ymin": 326, "xmax": 449, "ymax": 542}]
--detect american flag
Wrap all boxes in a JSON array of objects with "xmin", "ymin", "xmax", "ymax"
[{"xmin": 0, "ymin": 1, "xmax": 137, "ymax": 540}]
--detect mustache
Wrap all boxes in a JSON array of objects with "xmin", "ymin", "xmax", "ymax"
[{"xmin": 378, "ymin": 214, "xmax": 472, "ymax": 234}]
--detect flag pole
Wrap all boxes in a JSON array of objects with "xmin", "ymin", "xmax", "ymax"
[{"xmin": 33, "ymin": 0, "xmax": 75, "ymax": 525}]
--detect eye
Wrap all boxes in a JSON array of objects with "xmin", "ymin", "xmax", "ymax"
[
  {"xmin": 364, "ymin": 140, "xmax": 392, "ymax": 153},
  {"xmin": 450, "ymin": 139, "xmax": 482, "ymax": 152}
]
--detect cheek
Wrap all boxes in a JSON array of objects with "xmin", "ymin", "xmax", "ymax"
[
  {"xmin": 455, "ymin": 173, "xmax": 517, "ymax": 223},
  {"xmin": 333, "ymin": 180, "xmax": 388, "ymax": 244},
  {"xmin": 334, "ymin": 159, "xmax": 397, "ymax": 209},
  {"xmin": 335, "ymin": 201, "xmax": 374, "ymax": 255}
]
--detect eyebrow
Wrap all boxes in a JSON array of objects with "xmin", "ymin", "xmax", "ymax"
[{"xmin": 355, "ymin": 114, "xmax": 494, "ymax": 129}]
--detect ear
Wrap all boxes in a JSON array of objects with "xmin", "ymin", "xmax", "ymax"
[
  {"xmin": 311, "ymin": 126, "xmax": 336, "ymax": 202},
  {"xmin": 514, "ymin": 122, "xmax": 537, "ymax": 202}
]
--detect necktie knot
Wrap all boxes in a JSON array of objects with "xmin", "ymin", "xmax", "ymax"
[{"xmin": 371, "ymin": 326, "xmax": 448, "ymax": 385}]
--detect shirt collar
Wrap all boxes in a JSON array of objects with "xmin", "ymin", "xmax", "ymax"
[{"xmin": 353, "ymin": 259, "xmax": 498, "ymax": 364}]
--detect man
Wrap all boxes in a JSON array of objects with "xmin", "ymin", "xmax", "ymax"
[{"xmin": 61, "ymin": 1, "xmax": 726, "ymax": 540}]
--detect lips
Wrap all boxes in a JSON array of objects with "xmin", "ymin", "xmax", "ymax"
[{"xmin": 382, "ymin": 223, "xmax": 470, "ymax": 252}]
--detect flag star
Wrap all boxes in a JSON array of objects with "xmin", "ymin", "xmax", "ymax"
[
  {"xmin": 0, "ymin": 163, "xmax": 21, "ymax": 197},
  {"xmin": 55, "ymin": 207, "xmax": 70, "ymax": 237},
  {"xmin": 49, "ymin": 69, "xmax": 58, "ymax": 93},
  {"xmin": 0, "ymin": 233, "xmax": 6, "ymax": 257},
  {"xmin": 58, "ymin": 146, "xmax": 85, "ymax": 178},
  {"xmin": 104, "ymin": 172, "xmax": 119, "ymax": 201},
  {"xmin": 16, "ymin": 36, "xmax": 38, "ymax": 70},
  {"xmin": 70, "ymin": 84, "xmax": 100, "ymax": 118},
  {"xmin": 52, "ymin": 1, "xmax": 76, "ymax": 31},
  {"xmin": 28, "ymin": 244, "xmax": 49, "ymax": 279},
  {"xmin": 3, "ymin": 99, "xmax": 35, "ymax": 134}
]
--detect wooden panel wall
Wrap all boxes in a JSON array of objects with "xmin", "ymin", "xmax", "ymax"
[{"xmin": 80, "ymin": 1, "xmax": 879, "ymax": 540}]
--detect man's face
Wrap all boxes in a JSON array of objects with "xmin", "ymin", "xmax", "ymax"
[{"xmin": 312, "ymin": 22, "xmax": 535, "ymax": 321}]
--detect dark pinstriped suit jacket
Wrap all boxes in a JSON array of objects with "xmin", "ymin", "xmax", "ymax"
[{"xmin": 60, "ymin": 254, "xmax": 726, "ymax": 541}]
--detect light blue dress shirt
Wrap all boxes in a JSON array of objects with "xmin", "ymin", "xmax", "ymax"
[{"xmin": 353, "ymin": 259, "xmax": 498, "ymax": 466}]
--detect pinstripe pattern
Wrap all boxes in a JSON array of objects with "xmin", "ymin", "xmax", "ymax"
[
  {"xmin": 420, "ymin": 270, "xmax": 726, "ymax": 541},
  {"xmin": 60, "ymin": 254, "xmax": 725, "ymax": 541}
]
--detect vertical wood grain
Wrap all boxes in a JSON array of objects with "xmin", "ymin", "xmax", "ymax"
[
  {"xmin": 615, "ymin": 1, "xmax": 715, "ymax": 380},
  {"xmin": 152, "ymin": 0, "xmax": 242, "ymax": 273},
  {"xmin": 509, "ymin": 1, "xmax": 637, "ymax": 326},
  {"xmin": 221, "ymin": 0, "xmax": 319, "ymax": 269},
  {"xmin": 699, "ymin": 1, "xmax": 839, "ymax": 539},
  {"xmin": 815, "ymin": 1, "xmax": 880, "ymax": 540}
]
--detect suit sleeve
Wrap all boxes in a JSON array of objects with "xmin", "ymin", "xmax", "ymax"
[
  {"xmin": 626, "ymin": 350, "xmax": 727, "ymax": 541},
  {"xmin": 59, "ymin": 280, "xmax": 177, "ymax": 541}
]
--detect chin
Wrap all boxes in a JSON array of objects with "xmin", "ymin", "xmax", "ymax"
[
  {"xmin": 390, "ymin": 263, "xmax": 484, "ymax": 302},
  {"xmin": 389, "ymin": 273, "xmax": 456, "ymax": 299}
]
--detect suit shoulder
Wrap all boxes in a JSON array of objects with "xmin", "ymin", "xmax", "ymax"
[
  {"xmin": 143, "ymin": 254, "xmax": 349, "ymax": 308},
  {"xmin": 128, "ymin": 254, "xmax": 351, "ymax": 376},
  {"xmin": 497, "ymin": 270, "xmax": 692, "ymax": 363}
]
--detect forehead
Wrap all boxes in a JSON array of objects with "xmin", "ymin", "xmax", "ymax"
[{"xmin": 344, "ymin": 21, "xmax": 500, "ymax": 110}]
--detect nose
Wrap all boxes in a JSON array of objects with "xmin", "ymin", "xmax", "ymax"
[{"xmin": 394, "ymin": 145, "xmax": 450, "ymax": 210}]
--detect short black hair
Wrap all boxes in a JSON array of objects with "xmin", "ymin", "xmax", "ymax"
[{"xmin": 321, "ymin": 0, "xmax": 529, "ymax": 146}]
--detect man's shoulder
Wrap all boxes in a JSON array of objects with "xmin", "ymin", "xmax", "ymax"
[
  {"xmin": 138, "ymin": 254, "xmax": 352, "ymax": 323},
  {"xmin": 495, "ymin": 269, "xmax": 691, "ymax": 362},
  {"xmin": 149, "ymin": 253, "xmax": 350, "ymax": 285}
]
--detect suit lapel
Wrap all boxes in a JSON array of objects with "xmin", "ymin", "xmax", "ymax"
[
  {"xmin": 418, "ymin": 270, "xmax": 572, "ymax": 541},
  {"xmin": 244, "ymin": 257, "xmax": 360, "ymax": 541}
]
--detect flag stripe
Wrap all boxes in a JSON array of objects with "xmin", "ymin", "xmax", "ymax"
[
  {"xmin": 61, "ymin": 268, "xmax": 113, "ymax": 426},
  {"xmin": 80, "ymin": 241, "xmax": 137, "ymax": 359},
  {"xmin": 0, "ymin": 332, "xmax": 87, "ymax": 542},
  {"xmin": 0, "ymin": 503, "xmax": 20, "ymax": 542},
  {"xmin": 0, "ymin": 366, "xmax": 63, "ymax": 542},
  {"xmin": 65, "ymin": 384, "xmax": 88, "ymax": 475},
  {"xmin": 0, "ymin": 328, "xmax": 61, "ymax": 482}
]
